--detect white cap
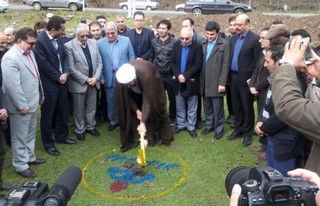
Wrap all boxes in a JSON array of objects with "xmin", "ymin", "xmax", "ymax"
[{"xmin": 116, "ymin": 63, "xmax": 136, "ymax": 84}]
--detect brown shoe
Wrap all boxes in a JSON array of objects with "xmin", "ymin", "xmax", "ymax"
[
  {"xmin": 256, "ymin": 152, "xmax": 266, "ymax": 162},
  {"xmin": 250, "ymin": 145, "xmax": 265, "ymax": 153}
]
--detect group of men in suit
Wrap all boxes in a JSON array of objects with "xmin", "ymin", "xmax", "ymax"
[
  {"xmin": 170, "ymin": 13, "xmax": 260, "ymax": 146},
  {"xmin": 0, "ymin": 11, "xmax": 265, "ymax": 179}
]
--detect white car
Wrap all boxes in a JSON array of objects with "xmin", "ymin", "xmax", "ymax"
[
  {"xmin": 0, "ymin": 0, "xmax": 9, "ymax": 13},
  {"xmin": 119, "ymin": 0, "xmax": 159, "ymax": 10},
  {"xmin": 175, "ymin": 3, "xmax": 184, "ymax": 11}
]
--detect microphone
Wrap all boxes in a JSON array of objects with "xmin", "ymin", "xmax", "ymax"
[{"xmin": 37, "ymin": 166, "xmax": 82, "ymax": 206}]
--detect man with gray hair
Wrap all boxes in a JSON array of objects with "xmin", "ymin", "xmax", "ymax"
[
  {"xmin": 4, "ymin": 27, "xmax": 15, "ymax": 49},
  {"xmin": 98, "ymin": 22, "xmax": 135, "ymax": 131},
  {"xmin": 170, "ymin": 28, "xmax": 203, "ymax": 138},
  {"xmin": 65, "ymin": 23, "xmax": 103, "ymax": 141}
]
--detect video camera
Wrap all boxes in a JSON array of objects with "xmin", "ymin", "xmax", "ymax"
[
  {"xmin": 225, "ymin": 166, "xmax": 319, "ymax": 206},
  {"xmin": 0, "ymin": 166, "xmax": 82, "ymax": 206}
]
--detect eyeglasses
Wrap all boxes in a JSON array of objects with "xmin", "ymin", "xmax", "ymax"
[
  {"xmin": 180, "ymin": 37, "xmax": 191, "ymax": 41},
  {"xmin": 24, "ymin": 40, "xmax": 37, "ymax": 46},
  {"xmin": 106, "ymin": 32, "xmax": 116, "ymax": 36}
]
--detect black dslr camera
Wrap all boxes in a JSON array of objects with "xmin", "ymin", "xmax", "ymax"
[
  {"xmin": 0, "ymin": 182, "xmax": 49, "ymax": 206},
  {"xmin": 0, "ymin": 166, "xmax": 81, "ymax": 206},
  {"xmin": 225, "ymin": 166, "xmax": 319, "ymax": 206}
]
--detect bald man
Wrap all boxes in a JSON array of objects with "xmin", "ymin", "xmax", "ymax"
[
  {"xmin": 227, "ymin": 14, "xmax": 261, "ymax": 147},
  {"xmin": 170, "ymin": 28, "xmax": 203, "ymax": 138}
]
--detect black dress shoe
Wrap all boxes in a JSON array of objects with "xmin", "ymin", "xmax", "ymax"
[
  {"xmin": 227, "ymin": 132, "xmax": 243, "ymax": 140},
  {"xmin": 108, "ymin": 124, "xmax": 118, "ymax": 131},
  {"xmin": 45, "ymin": 147, "xmax": 60, "ymax": 156},
  {"xmin": 243, "ymin": 136, "xmax": 252, "ymax": 147},
  {"xmin": 173, "ymin": 127, "xmax": 185, "ymax": 134},
  {"xmin": 86, "ymin": 129, "xmax": 100, "ymax": 136},
  {"xmin": 57, "ymin": 138, "xmax": 77, "ymax": 144},
  {"xmin": 28, "ymin": 159, "xmax": 46, "ymax": 165},
  {"xmin": 213, "ymin": 132, "xmax": 224, "ymax": 140},
  {"xmin": 76, "ymin": 133, "xmax": 85, "ymax": 141},
  {"xmin": 201, "ymin": 128, "xmax": 214, "ymax": 135},
  {"xmin": 0, "ymin": 182, "xmax": 15, "ymax": 191},
  {"xmin": 17, "ymin": 168, "xmax": 37, "ymax": 178},
  {"xmin": 188, "ymin": 130, "xmax": 197, "ymax": 138},
  {"xmin": 120, "ymin": 142, "xmax": 139, "ymax": 153}
]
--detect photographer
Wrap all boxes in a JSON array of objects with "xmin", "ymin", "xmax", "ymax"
[
  {"xmin": 270, "ymin": 37, "xmax": 320, "ymax": 174},
  {"xmin": 229, "ymin": 37, "xmax": 320, "ymax": 206},
  {"xmin": 229, "ymin": 168, "xmax": 320, "ymax": 206}
]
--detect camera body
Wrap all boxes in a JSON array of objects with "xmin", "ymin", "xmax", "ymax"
[
  {"xmin": 0, "ymin": 182, "xmax": 49, "ymax": 206},
  {"xmin": 226, "ymin": 166, "xmax": 319, "ymax": 206}
]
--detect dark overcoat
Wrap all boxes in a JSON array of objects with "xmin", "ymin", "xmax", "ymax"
[{"xmin": 200, "ymin": 36, "xmax": 230, "ymax": 97}]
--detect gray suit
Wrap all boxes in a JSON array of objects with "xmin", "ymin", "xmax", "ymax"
[
  {"xmin": 1, "ymin": 46, "xmax": 44, "ymax": 172},
  {"xmin": 65, "ymin": 38, "xmax": 102, "ymax": 134},
  {"xmin": 200, "ymin": 36, "xmax": 230, "ymax": 136}
]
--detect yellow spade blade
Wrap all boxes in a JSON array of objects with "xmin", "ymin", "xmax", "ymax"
[
  {"xmin": 137, "ymin": 133, "xmax": 147, "ymax": 167},
  {"xmin": 138, "ymin": 148, "xmax": 146, "ymax": 166}
]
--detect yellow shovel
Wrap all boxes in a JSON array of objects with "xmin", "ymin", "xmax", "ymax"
[{"xmin": 137, "ymin": 132, "xmax": 147, "ymax": 173}]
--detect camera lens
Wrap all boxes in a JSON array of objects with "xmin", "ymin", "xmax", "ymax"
[{"xmin": 225, "ymin": 166, "xmax": 250, "ymax": 196}]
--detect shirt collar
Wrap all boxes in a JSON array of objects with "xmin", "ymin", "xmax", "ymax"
[
  {"xmin": 239, "ymin": 29, "xmax": 249, "ymax": 39},
  {"xmin": 208, "ymin": 38, "xmax": 217, "ymax": 45},
  {"xmin": 77, "ymin": 40, "xmax": 86, "ymax": 47},
  {"xmin": 15, "ymin": 44, "xmax": 28, "ymax": 55},
  {"xmin": 46, "ymin": 30, "xmax": 55, "ymax": 40}
]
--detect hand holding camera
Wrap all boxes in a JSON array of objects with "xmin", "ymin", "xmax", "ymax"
[
  {"xmin": 227, "ymin": 166, "xmax": 319, "ymax": 206},
  {"xmin": 281, "ymin": 37, "xmax": 320, "ymax": 79}
]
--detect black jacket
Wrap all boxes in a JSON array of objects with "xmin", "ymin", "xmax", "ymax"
[
  {"xmin": 126, "ymin": 27, "xmax": 154, "ymax": 60},
  {"xmin": 150, "ymin": 35, "xmax": 176, "ymax": 76},
  {"xmin": 258, "ymin": 86, "xmax": 304, "ymax": 161},
  {"xmin": 170, "ymin": 40, "xmax": 203, "ymax": 96}
]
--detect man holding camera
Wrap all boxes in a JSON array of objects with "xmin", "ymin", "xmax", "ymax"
[{"xmin": 230, "ymin": 35, "xmax": 320, "ymax": 206}]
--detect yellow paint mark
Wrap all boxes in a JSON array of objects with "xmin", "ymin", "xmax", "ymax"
[{"xmin": 81, "ymin": 147, "xmax": 188, "ymax": 201}]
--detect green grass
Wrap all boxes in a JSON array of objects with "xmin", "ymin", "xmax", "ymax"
[
  {"xmin": 1, "ymin": 106, "xmax": 261, "ymax": 206},
  {"xmin": 0, "ymin": 11, "xmax": 262, "ymax": 206}
]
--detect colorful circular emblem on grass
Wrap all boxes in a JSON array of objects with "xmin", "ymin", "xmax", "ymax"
[{"xmin": 81, "ymin": 147, "xmax": 188, "ymax": 201}]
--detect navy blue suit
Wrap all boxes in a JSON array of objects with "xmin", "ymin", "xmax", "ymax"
[
  {"xmin": 33, "ymin": 30, "xmax": 70, "ymax": 149},
  {"xmin": 229, "ymin": 30, "xmax": 261, "ymax": 137},
  {"xmin": 126, "ymin": 28, "xmax": 154, "ymax": 60}
]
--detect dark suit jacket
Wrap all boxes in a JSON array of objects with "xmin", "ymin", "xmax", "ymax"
[
  {"xmin": 126, "ymin": 28, "xmax": 154, "ymax": 60},
  {"xmin": 249, "ymin": 53, "xmax": 270, "ymax": 92},
  {"xmin": 0, "ymin": 50, "xmax": 7, "ymax": 109},
  {"xmin": 258, "ymin": 87, "xmax": 304, "ymax": 161},
  {"xmin": 33, "ymin": 30, "xmax": 70, "ymax": 92},
  {"xmin": 170, "ymin": 40, "xmax": 203, "ymax": 96},
  {"xmin": 230, "ymin": 30, "xmax": 261, "ymax": 86}
]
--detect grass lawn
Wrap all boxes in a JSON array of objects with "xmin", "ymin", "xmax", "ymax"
[
  {"xmin": 0, "ymin": 11, "xmax": 262, "ymax": 206},
  {"xmin": 1, "ymin": 106, "xmax": 262, "ymax": 206}
]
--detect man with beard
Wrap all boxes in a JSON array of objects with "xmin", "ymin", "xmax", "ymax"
[
  {"xmin": 114, "ymin": 60, "xmax": 173, "ymax": 152},
  {"xmin": 116, "ymin": 15, "xmax": 130, "ymax": 36}
]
